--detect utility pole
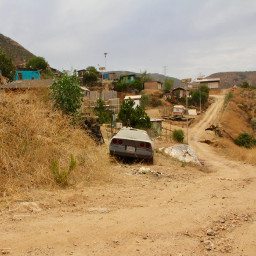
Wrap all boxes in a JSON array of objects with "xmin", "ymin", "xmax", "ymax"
[
  {"xmin": 181, "ymin": 78, "xmax": 192, "ymax": 144},
  {"xmin": 104, "ymin": 52, "xmax": 108, "ymax": 71}
]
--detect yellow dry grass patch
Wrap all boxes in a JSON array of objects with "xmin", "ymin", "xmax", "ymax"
[
  {"xmin": 218, "ymin": 138, "xmax": 256, "ymax": 165},
  {"xmin": 0, "ymin": 89, "xmax": 113, "ymax": 195},
  {"xmin": 219, "ymin": 88, "xmax": 256, "ymax": 165}
]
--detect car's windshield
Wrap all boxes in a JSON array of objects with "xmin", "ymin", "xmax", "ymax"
[{"xmin": 115, "ymin": 128, "xmax": 150, "ymax": 141}]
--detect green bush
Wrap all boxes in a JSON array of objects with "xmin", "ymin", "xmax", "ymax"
[
  {"xmin": 50, "ymin": 71, "xmax": 84, "ymax": 115},
  {"xmin": 240, "ymin": 81, "xmax": 250, "ymax": 88},
  {"xmin": 94, "ymin": 98, "xmax": 111, "ymax": 124},
  {"xmin": 234, "ymin": 133, "xmax": 256, "ymax": 149},
  {"xmin": 172, "ymin": 129, "xmax": 184, "ymax": 143},
  {"xmin": 51, "ymin": 155, "xmax": 77, "ymax": 187}
]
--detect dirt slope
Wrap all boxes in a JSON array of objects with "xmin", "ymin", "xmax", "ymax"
[{"xmin": 0, "ymin": 95, "xmax": 256, "ymax": 256}]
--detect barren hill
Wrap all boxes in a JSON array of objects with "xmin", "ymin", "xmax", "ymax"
[
  {"xmin": 0, "ymin": 33, "xmax": 35, "ymax": 66},
  {"xmin": 207, "ymin": 71, "xmax": 256, "ymax": 88}
]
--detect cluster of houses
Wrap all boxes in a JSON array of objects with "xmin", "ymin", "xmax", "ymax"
[{"xmin": 0, "ymin": 66, "xmax": 221, "ymax": 136}]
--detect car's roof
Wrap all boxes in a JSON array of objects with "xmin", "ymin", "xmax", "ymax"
[{"xmin": 113, "ymin": 127, "xmax": 151, "ymax": 141}]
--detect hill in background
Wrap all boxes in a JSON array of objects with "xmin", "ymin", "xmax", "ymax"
[
  {"xmin": 0, "ymin": 33, "xmax": 35, "ymax": 66},
  {"xmin": 207, "ymin": 71, "xmax": 256, "ymax": 88}
]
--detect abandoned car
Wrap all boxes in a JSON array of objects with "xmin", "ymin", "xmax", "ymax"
[{"xmin": 109, "ymin": 127, "xmax": 154, "ymax": 161}]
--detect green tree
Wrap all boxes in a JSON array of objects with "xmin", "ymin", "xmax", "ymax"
[
  {"xmin": 114, "ymin": 80, "xmax": 128, "ymax": 92},
  {"xmin": 199, "ymin": 84, "xmax": 210, "ymax": 94},
  {"xmin": 86, "ymin": 66, "xmax": 98, "ymax": 75},
  {"xmin": 50, "ymin": 71, "xmax": 84, "ymax": 115},
  {"xmin": 191, "ymin": 85, "xmax": 209, "ymax": 106},
  {"xmin": 118, "ymin": 99, "xmax": 151, "ymax": 129},
  {"xmin": 140, "ymin": 70, "xmax": 152, "ymax": 83},
  {"xmin": 163, "ymin": 78, "xmax": 174, "ymax": 93},
  {"xmin": 26, "ymin": 56, "xmax": 48, "ymax": 70},
  {"xmin": 94, "ymin": 98, "xmax": 111, "ymax": 124},
  {"xmin": 0, "ymin": 49, "xmax": 16, "ymax": 80},
  {"xmin": 83, "ymin": 66, "xmax": 98, "ymax": 85},
  {"xmin": 131, "ymin": 79, "xmax": 143, "ymax": 91}
]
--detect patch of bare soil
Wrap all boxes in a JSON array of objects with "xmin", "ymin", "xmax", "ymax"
[{"xmin": 0, "ymin": 94, "xmax": 256, "ymax": 256}]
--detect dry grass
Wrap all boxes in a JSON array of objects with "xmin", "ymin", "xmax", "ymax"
[
  {"xmin": 218, "ymin": 138, "xmax": 256, "ymax": 165},
  {"xmin": 218, "ymin": 88, "xmax": 256, "ymax": 164},
  {"xmin": 0, "ymin": 89, "xmax": 113, "ymax": 195}
]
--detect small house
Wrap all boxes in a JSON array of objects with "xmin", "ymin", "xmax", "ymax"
[
  {"xmin": 14, "ymin": 68, "xmax": 40, "ymax": 81},
  {"xmin": 103, "ymin": 72, "xmax": 117, "ymax": 80},
  {"xmin": 124, "ymin": 95, "xmax": 142, "ymax": 108},
  {"xmin": 120, "ymin": 74, "xmax": 137, "ymax": 84},
  {"xmin": 173, "ymin": 105, "xmax": 186, "ymax": 117},
  {"xmin": 193, "ymin": 78, "xmax": 220, "ymax": 89},
  {"xmin": 144, "ymin": 81, "xmax": 163, "ymax": 90},
  {"xmin": 77, "ymin": 69, "xmax": 89, "ymax": 79},
  {"xmin": 172, "ymin": 87, "xmax": 187, "ymax": 98}
]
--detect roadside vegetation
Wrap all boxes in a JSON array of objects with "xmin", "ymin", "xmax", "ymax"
[
  {"xmin": 219, "ymin": 87, "xmax": 256, "ymax": 164},
  {"xmin": 172, "ymin": 129, "xmax": 184, "ymax": 143},
  {"xmin": 0, "ymin": 90, "xmax": 113, "ymax": 195}
]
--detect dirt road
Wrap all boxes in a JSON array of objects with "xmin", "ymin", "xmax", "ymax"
[{"xmin": 0, "ymin": 95, "xmax": 255, "ymax": 256}]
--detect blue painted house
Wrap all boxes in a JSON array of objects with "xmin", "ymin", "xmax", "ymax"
[{"xmin": 14, "ymin": 68, "xmax": 40, "ymax": 81}]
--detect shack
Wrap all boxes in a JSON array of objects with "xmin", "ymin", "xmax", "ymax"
[
  {"xmin": 150, "ymin": 118, "xmax": 164, "ymax": 135},
  {"xmin": 124, "ymin": 95, "xmax": 142, "ymax": 108},
  {"xmin": 173, "ymin": 105, "xmax": 186, "ymax": 117}
]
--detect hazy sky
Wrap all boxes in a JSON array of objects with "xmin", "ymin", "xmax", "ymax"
[{"xmin": 0, "ymin": 0, "xmax": 255, "ymax": 79}]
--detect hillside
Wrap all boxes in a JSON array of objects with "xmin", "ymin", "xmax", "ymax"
[
  {"xmin": 214, "ymin": 88, "xmax": 256, "ymax": 164},
  {"xmin": 0, "ymin": 33, "xmax": 35, "ymax": 66},
  {"xmin": 109, "ymin": 71, "xmax": 182, "ymax": 87},
  {"xmin": 207, "ymin": 71, "xmax": 256, "ymax": 88},
  {"xmin": 0, "ymin": 89, "xmax": 111, "ymax": 193}
]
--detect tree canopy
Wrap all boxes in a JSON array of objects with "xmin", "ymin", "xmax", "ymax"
[
  {"xmin": 93, "ymin": 98, "xmax": 111, "ymax": 124},
  {"xmin": 118, "ymin": 99, "xmax": 151, "ymax": 129},
  {"xmin": 0, "ymin": 49, "xmax": 16, "ymax": 80},
  {"xmin": 50, "ymin": 71, "xmax": 84, "ymax": 115},
  {"xmin": 163, "ymin": 78, "xmax": 174, "ymax": 93},
  {"xmin": 26, "ymin": 56, "xmax": 48, "ymax": 70},
  {"xmin": 190, "ymin": 84, "xmax": 210, "ymax": 106},
  {"xmin": 83, "ymin": 66, "xmax": 98, "ymax": 85}
]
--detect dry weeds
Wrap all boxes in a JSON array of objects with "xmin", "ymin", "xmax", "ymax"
[
  {"xmin": 0, "ymin": 89, "xmax": 113, "ymax": 195},
  {"xmin": 219, "ymin": 88, "xmax": 256, "ymax": 165},
  {"xmin": 218, "ymin": 138, "xmax": 256, "ymax": 165}
]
